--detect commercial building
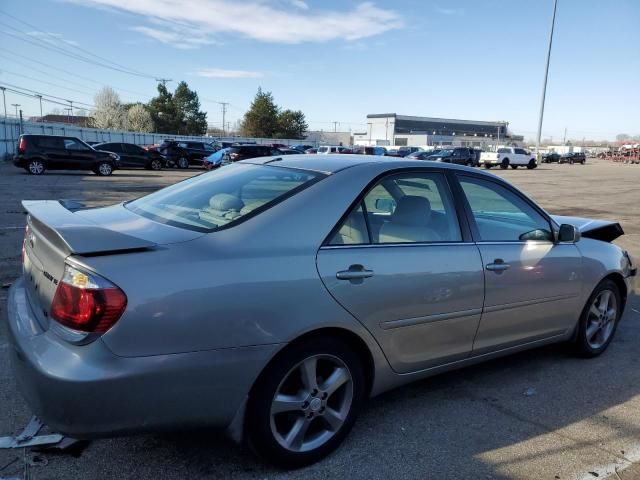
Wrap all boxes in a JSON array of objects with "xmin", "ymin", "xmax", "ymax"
[{"xmin": 353, "ymin": 113, "xmax": 523, "ymax": 148}]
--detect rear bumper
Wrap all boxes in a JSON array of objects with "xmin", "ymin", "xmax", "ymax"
[{"xmin": 7, "ymin": 276, "xmax": 281, "ymax": 438}]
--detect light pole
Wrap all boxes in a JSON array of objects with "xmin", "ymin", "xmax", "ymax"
[
  {"xmin": 1, "ymin": 87, "xmax": 6, "ymax": 118},
  {"xmin": 535, "ymin": 0, "xmax": 558, "ymax": 159},
  {"xmin": 35, "ymin": 95, "xmax": 43, "ymax": 120},
  {"xmin": 11, "ymin": 103, "xmax": 20, "ymax": 118}
]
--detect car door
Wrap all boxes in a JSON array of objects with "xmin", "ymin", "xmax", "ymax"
[
  {"xmin": 122, "ymin": 143, "xmax": 148, "ymax": 168},
  {"xmin": 317, "ymin": 170, "xmax": 485, "ymax": 373},
  {"xmin": 455, "ymin": 174, "xmax": 582, "ymax": 354},
  {"xmin": 100, "ymin": 143, "xmax": 126, "ymax": 166},
  {"xmin": 37, "ymin": 136, "xmax": 68, "ymax": 168},
  {"xmin": 63, "ymin": 138, "xmax": 95, "ymax": 170}
]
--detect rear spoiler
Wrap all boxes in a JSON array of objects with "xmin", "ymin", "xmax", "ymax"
[{"xmin": 23, "ymin": 200, "xmax": 156, "ymax": 255}]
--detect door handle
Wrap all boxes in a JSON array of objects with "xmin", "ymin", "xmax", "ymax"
[
  {"xmin": 336, "ymin": 265, "xmax": 374, "ymax": 280},
  {"xmin": 486, "ymin": 259, "xmax": 510, "ymax": 272}
]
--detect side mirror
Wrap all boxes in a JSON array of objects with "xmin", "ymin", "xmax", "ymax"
[
  {"xmin": 558, "ymin": 224, "xmax": 579, "ymax": 243},
  {"xmin": 375, "ymin": 198, "xmax": 395, "ymax": 213}
]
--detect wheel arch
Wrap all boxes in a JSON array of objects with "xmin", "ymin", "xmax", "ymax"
[{"xmin": 601, "ymin": 272, "xmax": 628, "ymax": 310}]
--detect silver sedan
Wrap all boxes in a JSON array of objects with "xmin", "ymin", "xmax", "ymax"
[{"xmin": 7, "ymin": 155, "xmax": 636, "ymax": 467}]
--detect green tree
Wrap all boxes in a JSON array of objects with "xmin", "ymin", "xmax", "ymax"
[
  {"xmin": 147, "ymin": 83, "xmax": 179, "ymax": 134},
  {"xmin": 240, "ymin": 88, "xmax": 280, "ymax": 138},
  {"xmin": 277, "ymin": 109, "xmax": 308, "ymax": 139},
  {"xmin": 173, "ymin": 81, "xmax": 208, "ymax": 135}
]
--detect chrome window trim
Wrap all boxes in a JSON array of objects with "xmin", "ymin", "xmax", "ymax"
[{"xmin": 320, "ymin": 242, "xmax": 476, "ymax": 250}]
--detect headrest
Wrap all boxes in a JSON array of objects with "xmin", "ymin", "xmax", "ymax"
[
  {"xmin": 393, "ymin": 195, "xmax": 431, "ymax": 225},
  {"xmin": 209, "ymin": 193, "xmax": 244, "ymax": 211}
]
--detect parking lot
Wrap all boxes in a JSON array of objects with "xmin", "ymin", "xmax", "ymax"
[{"xmin": 1, "ymin": 159, "xmax": 639, "ymax": 480}]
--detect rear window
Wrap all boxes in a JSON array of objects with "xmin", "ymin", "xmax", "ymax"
[
  {"xmin": 126, "ymin": 163, "xmax": 324, "ymax": 232},
  {"xmin": 318, "ymin": 146, "xmax": 329, "ymax": 153}
]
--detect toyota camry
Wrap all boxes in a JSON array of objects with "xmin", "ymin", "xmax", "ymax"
[{"xmin": 7, "ymin": 155, "xmax": 636, "ymax": 467}]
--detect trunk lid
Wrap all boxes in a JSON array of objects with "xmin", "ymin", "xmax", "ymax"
[{"xmin": 21, "ymin": 200, "xmax": 204, "ymax": 330}]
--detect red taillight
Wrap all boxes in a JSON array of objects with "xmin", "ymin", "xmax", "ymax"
[
  {"xmin": 50, "ymin": 265, "xmax": 127, "ymax": 333},
  {"xmin": 18, "ymin": 137, "xmax": 26, "ymax": 154}
]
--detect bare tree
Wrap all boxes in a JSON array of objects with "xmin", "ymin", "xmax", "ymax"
[{"xmin": 92, "ymin": 87, "xmax": 125, "ymax": 129}]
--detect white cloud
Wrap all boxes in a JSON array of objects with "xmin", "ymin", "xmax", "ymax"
[
  {"xmin": 73, "ymin": 0, "xmax": 403, "ymax": 45},
  {"xmin": 194, "ymin": 68, "xmax": 263, "ymax": 79},
  {"xmin": 434, "ymin": 6, "xmax": 464, "ymax": 15},
  {"xmin": 26, "ymin": 31, "xmax": 79, "ymax": 46},
  {"xmin": 130, "ymin": 25, "xmax": 215, "ymax": 49},
  {"xmin": 290, "ymin": 0, "xmax": 309, "ymax": 10}
]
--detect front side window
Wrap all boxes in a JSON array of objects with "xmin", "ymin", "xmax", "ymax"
[
  {"xmin": 330, "ymin": 172, "xmax": 461, "ymax": 245},
  {"xmin": 459, "ymin": 176, "xmax": 552, "ymax": 242},
  {"xmin": 126, "ymin": 164, "xmax": 323, "ymax": 232}
]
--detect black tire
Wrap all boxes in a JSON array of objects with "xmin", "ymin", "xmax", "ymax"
[
  {"xmin": 527, "ymin": 159, "xmax": 537, "ymax": 169},
  {"xmin": 150, "ymin": 158, "xmax": 163, "ymax": 171},
  {"xmin": 581, "ymin": 160, "xmax": 586, "ymax": 165},
  {"xmin": 466, "ymin": 160, "xmax": 474, "ymax": 167},
  {"xmin": 511, "ymin": 165, "xmax": 518, "ymax": 169},
  {"xmin": 246, "ymin": 336, "xmax": 366, "ymax": 468},
  {"xmin": 573, "ymin": 279, "xmax": 622, "ymax": 358},
  {"xmin": 94, "ymin": 161, "xmax": 113, "ymax": 176},
  {"xmin": 484, "ymin": 164, "xmax": 492, "ymax": 169},
  {"xmin": 500, "ymin": 158, "xmax": 509, "ymax": 169},
  {"xmin": 26, "ymin": 159, "xmax": 45, "ymax": 175},
  {"xmin": 177, "ymin": 157, "xmax": 189, "ymax": 169}
]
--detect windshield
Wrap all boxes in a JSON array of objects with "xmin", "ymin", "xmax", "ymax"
[
  {"xmin": 432, "ymin": 150, "xmax": 451, "ymax": 156},
  {"xmin": 126, "ymin": 164, "xmax": 324, "ymax": 232}
]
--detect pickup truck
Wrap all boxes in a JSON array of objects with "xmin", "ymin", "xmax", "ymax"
[{"xmin": 479, "ymin": 147, "xmax": 537, "ymax": 169}]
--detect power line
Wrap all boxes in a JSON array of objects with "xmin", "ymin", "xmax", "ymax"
[
  {"xmin": 0, "ymin": 10, "xmax": 160, "ymax": 79},
  {"xmin": 0, "ymin": 69, "xmax": 96, "ymax": 96},
  {"xmin": 0, "ymin": 49, "xmax": 152, "ymax": 98},
  {"xmin": 0, "ymin": 24, "xmax": 158, "ymax": 80},
  {"xmin": 0, "ymin": 81, "xmax": 94, "ymax": 108}
]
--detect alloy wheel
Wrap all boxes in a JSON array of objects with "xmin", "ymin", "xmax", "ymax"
[
  {"xmin": 269, "ymin": 354, "xmax": 353, "ymax": 453},
  {"xmin": 151, "ymin": 159, "xmax": 162, "ymax": 170},
  {"xmin": 28, "ymin": 161, "xmax": 44, "ymax": 175},
  {"xmin": 585, "ymin": 289, "xmax": 617, "ymax": 349},
  {"xmin": 99, "ymin": 163, "xmax": 112, "ymax": 175}
]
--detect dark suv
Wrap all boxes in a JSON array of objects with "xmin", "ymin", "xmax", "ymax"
[
  {"xmin": 157, "ymin": 140, "xmax": 218, "ymax": 168},
  {"xmin": 427, "ymin": 147, "xmax": 477, "ymax": 166},
  {"xmin": 14, "ymin": 134, "xmax": 119, "ymax": 176},
  {"xmin": 225, "ymin": 144, "xmax": 282, "ymax": 163},
  {"xmin": 560, "ymin": 152, "xmax": 586, "ymax": 164},
  {"xmin": 93, "ymin": 142, "xmax": 166, "ymax": 170}
]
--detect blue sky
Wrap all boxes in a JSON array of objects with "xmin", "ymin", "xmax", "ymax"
[{"xmin": 1, "ymin": 0, "xmax": 638, "ymax": 141}]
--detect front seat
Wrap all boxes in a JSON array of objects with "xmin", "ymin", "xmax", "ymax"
[{"xmin": 378, "ymin": 195, "xmax": 442, "ymax": 243}]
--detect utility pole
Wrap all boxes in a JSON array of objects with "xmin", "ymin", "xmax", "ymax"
[
  {"xmin": 333, "ymin": 121, "xmax": 338, "ymax": 133},
  {"xmin": 563, "ymin": 127, "xmax": 567, "ymax": 144},
  {"xmin": 19, "ymin": 109, "xmax": 23, "ymax": 134},
  {"xmin": 11, "ymin": 103, "xmax": 20, "ymax": 119},
  {"xmin": 68, "ymin": 100, "xmax": 74, "ymax": 118},
  {"xmin": 155, "ymin": 78, "xmax": 172, "ymax": 87},
  {"xmin": 220, "ymin": 102, "xmax": 229, "ymax": 136},
  {"xmin": 1, "ymin": 87, "xmax": 6, "ymax": 156},
  {"xmin": 65, "ymin": 107, "xmax": 72, "ymax": 124},
  {"xmin": 535, "ymin": 0, "xmax": 558, "ymax": 159},
  {"xmin": 35, "ymin": 95, "xmax": 43, "ymax": 120},
  {"xmin": 0, "ymin": 87, "xmax": 5, "ymax": 119}
]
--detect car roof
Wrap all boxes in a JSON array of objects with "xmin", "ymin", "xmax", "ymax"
[{"xmin": 241, "ymin": 154, "xmax": 496, "ymax": 175}]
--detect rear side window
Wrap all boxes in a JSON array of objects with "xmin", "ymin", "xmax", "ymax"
[
  {"xmin": 64, "ymin": 138, "xmax": 91, "ymax": 151},
  {"xmin": 101, "ymin": 143, "xmax": 122, "ymax": 153},
  {"xmin": 126, "ymin": 164, "xmax": 324, "ymax": 232},
  {"xmin": 497, "ymin": 148, "xmax": 511, "ymax": 154},
  {"xmin": 318, "ymin": 147, "xmax": 329, "ymax": 153},
  {"xmin": 35, "ymin": 137, "xmax": 64, "ymax": 149}
]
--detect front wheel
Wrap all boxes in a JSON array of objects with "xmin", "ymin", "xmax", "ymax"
[
  {"xmin": 177, "ymin": 157, "xmax": 189, "ymax": 169},
  {"xmin": 484, "ymin": 164, "xmax": 492, "ymax": 169},
  {"xmin": 573, "ymin": 279, "xmax": 622, "ymax": 357},
  {"xmin": 247, "ymin": 337, "xmax": 366, "ymax": 468},
  {"xmin": 150, "ymin": 159, "xmax": 163, "ymax": 171},
  {"xmin": 527, "ymin": 159, "xmax": 537, "ymax": 169},
  {"xmin": 27, "ymin": 159, "xmax": 45, "ymax": 175},
  {"xmin": 95, "ymin": 161, "xmax": 113, "ymax": 176}
]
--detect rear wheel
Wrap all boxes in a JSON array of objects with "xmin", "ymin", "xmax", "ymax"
[
  {"xmin": 177, "ymin": 157, "xmax": 189, "ymax": 169},
  {"xmin": 466, "ymin": 160, "xmax": 474, "ymax": 167},
  {"xmin": 527, "ymin": 159, "xmax": 537, "ymax": 169},
  {"xmin": 484, "ymin": 164, "xmax": 492, "ymax": 169},
  {"xmin": 247, "ymin": 337, "xmax": 365, "ymax": 468},
  {"xmin": 95, "ymin": 161, "xmax": 113, "ymax": 176},
  {"xmin": 500, "ymin": 158, "xmax": 510, "ymax": 169},
  {"xmin": 510, "ymin": 165, "xmax": 518, "ymax": 169},
  {"xmin": 574, "ymin": 279, "xmax": 622, "ymax": 357},
  {"xmin": 27, "ymin": 159, "xmax": 45, "ymax": 175}
]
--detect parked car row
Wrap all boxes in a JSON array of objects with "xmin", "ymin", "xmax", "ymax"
[{"xmin": 542, "ymin": 152, "xmax": 586, "ymax": 164}]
